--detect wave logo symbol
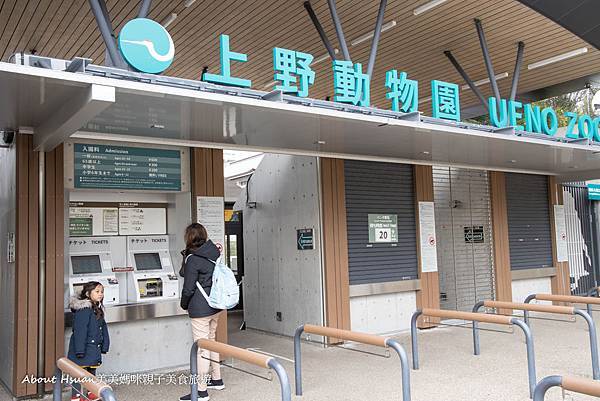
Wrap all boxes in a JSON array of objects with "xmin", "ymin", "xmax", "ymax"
[{"xmin": 118, "ymin": 18, "xmax": 174, "ymax": 74}]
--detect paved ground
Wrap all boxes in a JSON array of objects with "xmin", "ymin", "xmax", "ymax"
[{"xmin": 10, "ymin": 312, "xmax": 600, "ymax": 400}]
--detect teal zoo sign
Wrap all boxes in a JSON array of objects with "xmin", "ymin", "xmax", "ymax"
[
  {"xmin": 118, "ymin": 18, "xmax": 174, "ymax": 74},
  {"xmin": 297, "ymin": 228, "xmax": 314, "ymax": 250},
  {"xmin": 111, "ymin": 25, "xmax": 599, "ymax": 135},
  {"xmin": 488, "ymin": 97, "xmax": 600, "ymax": 142},
  {"xmin": 589, "ymin": 184, "xmax": 600, "ymax": 200},
  {"xmin": 74, "ymin": 143, "xmax": 182, "ymax": 191}
]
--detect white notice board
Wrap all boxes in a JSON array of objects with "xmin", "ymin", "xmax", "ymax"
[
  {"xmin": 119, "ymin": 207, "xmax": 167, "ymax": 235},
  {"xmin": 419, "ymin": 201, "xmax": 438, "ymax": 273},
  {"xmin": 197, "ymin": 196, "xmax": 225, "ymax": 254},
  {"xmin": 70, "ymin": 207, "xmax": 119, "ymax": 236},
  {"xmin": 554, "ymin": 205, "xmax": 568, "ymax": 262}
]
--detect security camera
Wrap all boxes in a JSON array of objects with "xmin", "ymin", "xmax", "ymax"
[{"xmin": 1, "ymin": 130, "xmax": 15, "ymax": 147}]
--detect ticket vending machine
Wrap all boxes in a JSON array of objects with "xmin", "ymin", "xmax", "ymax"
[
  {"xmin": 127, "ymin": 235, "xmax": 179, "ymax": 303},
  {"xmin": 68, "ymin": 237, "xmax": 123, "ymax": 306}
]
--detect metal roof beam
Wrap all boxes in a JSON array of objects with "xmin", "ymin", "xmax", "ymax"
[
  {"xmin": 366, "ymin": 0, "xmax": 387, "ymax": 78},
  {"xmin": 303, "ymin": 1, "xmax": 337, "ymax": 61},
  {"xmin": 444, "ymin": 50, "xmax": 489, "ymax": 111},
  {"xmin": 510, "ymin": 41, "xmax": 525, "ymax": 101},
  {"xmin": 138, "ymin": 0, "xmax": 153, "ymax": 19},
  {"xmin": 474, "ymin": 18, "xmax": 501, "ymax": 104},
  {"xmin": 88, "ymin": 0, "xmax": 127, "ymax": 69},
  {"xmin": 327, "ymin": 0, "xmax": 351, "ymax": 61}
]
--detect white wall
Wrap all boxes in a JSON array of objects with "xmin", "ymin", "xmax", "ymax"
[
  {"xmin": 350, "ymin": 291, "xmax": 417, "ymax": 334},
  {"xmin": 0, "ymin": 140, "xmax": 16, "ymax": 391},
  {"xmin": 512, "ymin": 277, "xmax": 552, "ymax": 303},
  {"xmin": 241, "ymin": 154, "xmax": 323, "ymax": 337},
  {"xmin": 65, "ymin": 315, "xmax": 192, "ymax": 374}
]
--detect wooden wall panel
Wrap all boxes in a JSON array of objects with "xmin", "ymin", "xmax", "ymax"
[
  {"xmin": 549, "ymin": 176, "xmax": 570, "ymax": 297},
  {"xmin": 43, "ymin": 145, "xmax": 65, "ymax": 390},
  {"xmin": 414, "ymin": 165, "xmax": 440, "ymax": 328},
  {"xmin": 489, "ymin": 172, "xmax": 513, "ymax": 306},
  {"xmin": 54, "ymin": 145, "xmax": 65, "ymax": 370},
  {"xmin": 13, "ymin": 135, "xmax": 39, "ymax": 397},
  {"xmin": 190, "ymin": 148, "xmax": 228, "ymax": 344},
  {"xmin": 320, "ymin": 158, "xmax": 350, "ymax": 339}
]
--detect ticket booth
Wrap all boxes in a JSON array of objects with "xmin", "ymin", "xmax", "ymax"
[
  {"xmin": 126, "ymin": 235, "xmax": 179, "ymax": 302},
  {"xmin": 68, "ymin": 236, "xmax": 124, "ymax": 305}
]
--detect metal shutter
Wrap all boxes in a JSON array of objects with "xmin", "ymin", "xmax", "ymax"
[
  {"xmin": 344, "ymin": 160, "xmax": 418, "ymax": 285},
  {"xmin": 563, "ymin": 183, "xmax": 597, "ymax": 295},
  {"xmin": 433, "ymin": 167, "xmax": 495, "ymax": 311},
  {"xmin": 505, "ymin": 173, "xmax": 553, "ymax": 270}
]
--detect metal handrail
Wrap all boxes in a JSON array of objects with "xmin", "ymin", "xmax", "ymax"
[
  {"xmin": 533, "ymin": 375, "xmax": 600, "ymax": 401},
  {"xmin": 475, "ymin": 299, "xmax": 599, "ymax": 380},
  {"xmin": 53, "ymin": 357, "xmax": 117, "ymax": 401},
  {"xmin": 190, "ymin": 339, "xmax": 291, "ymax": 401},
  {"xmin": 411, "ymin": 308, "xmax": 536, "ymax": 398},
  {"xmin": 587, "ymin": 287, "xmax": 599, "ymax": 297},
  {"xmin": 525, "ymin": 292, "xmax": 600, "ymax": 318},
  {"xmin": 294, "ymin": 324, "xmax": 411, "ymax": 401}
]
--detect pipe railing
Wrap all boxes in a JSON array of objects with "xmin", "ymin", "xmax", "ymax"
[
  {"xmin": 587, "ymin": 287, "xmax": 599, "ymax": 297},
  {"xmin": 190, "ymin": 339, "xmax": 291, "ymax": 401},
  {"xmin": 294, "ymin": 324, "xmax": 411, "ymax": 401},
  {"xmin": 474, "ymin": 300, "xmax": 599, "ymax": 380},
  {"xmin": 533, "ymin": 375, "xmax": 600, "ymax": 401},
  {"xmin": 53, "ymin": 357, "xmax": 117, "ymax": 401},
  {"xmin": 525, "ymin": 293, "xmax": 600, "ymax": 318},
  {"xmin": 411, "ymin": 308, "xmax": 536, "ymax": 398}
]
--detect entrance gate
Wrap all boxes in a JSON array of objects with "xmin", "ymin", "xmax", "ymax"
[{"xmin": 433, "ymin": 167, "xmax": 495, "ymax": 311}]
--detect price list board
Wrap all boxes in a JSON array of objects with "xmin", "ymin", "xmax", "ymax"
[{"xmin": 74, "ymin": 143, "xmax": 182, "ymax": 191}]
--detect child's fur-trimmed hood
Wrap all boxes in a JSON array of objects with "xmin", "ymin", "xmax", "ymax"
[{"xmin": 69, "ymin": 297, "xmax": 92, "ymax": 311}]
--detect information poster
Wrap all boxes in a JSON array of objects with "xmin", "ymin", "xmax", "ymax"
[
  {"xmin": 419, "ymin": 201, "xmax": 438, "ymax": 273},
  {"xmin": 69, "ymin": 207, "xmax": 119, "ymax": 236},
  {"xmin": 554, "ymin": 205, "xmax": 568, "ymax": 262},
  {"xmin": 368, "ymin": 214, "xmax": 398, "ymax": 243},
  {"xmin": 73, "ymin": 143, "xmax": 182, "ymax": 191},
  {"xmin": 197, "ymin": 196, "xmax": 225, "ymax": 253},
  {"xmin": 69, "ymin": 202, "xmax": 167, "ymax": 236},
  {"xmin": 119, "ymin": 207, "xmax": 167, "ymax": 235}
]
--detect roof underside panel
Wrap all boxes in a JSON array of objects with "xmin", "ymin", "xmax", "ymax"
[{"xmin": 517, "ymin": 0, "xmax": 600, "ymax": 51}]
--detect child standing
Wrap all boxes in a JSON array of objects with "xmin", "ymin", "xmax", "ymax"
[{"xmin": 67, "ymin": 281, "xmax": 110, "ymax": 401}]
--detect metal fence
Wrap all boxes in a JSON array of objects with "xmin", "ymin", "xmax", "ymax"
[{"xmin": 562, "ymin": 183, "xmax": 597, "ymax": 295}]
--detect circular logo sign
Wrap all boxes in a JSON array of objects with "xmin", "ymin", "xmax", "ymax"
[{"xmin": 118, "ymin": 18, "xmax": 174, "ymax": 74}]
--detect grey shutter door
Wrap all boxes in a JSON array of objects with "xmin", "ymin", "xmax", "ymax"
[
  {"xmin": 433, "ymin": 167, "xmax": 495, "ymax": 311},
  {"xmin": 505, "ymin": 173, "xmax": 553, "ymax": 270},
  {"xmin": 344, "ymin": 160, "xmax": 418, "ymax": 285}
]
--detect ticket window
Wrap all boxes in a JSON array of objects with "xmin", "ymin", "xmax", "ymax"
[
  {"xmin": 69, "ymin": 254, "xmax": 120, "ymax": 305},
  {"xmin": 127, "ymin": 238, "xmax": 178, "ymax": 303},
  {"xmin": 134, "ymin": 252, "xmax": 164, "ymax": 271}
]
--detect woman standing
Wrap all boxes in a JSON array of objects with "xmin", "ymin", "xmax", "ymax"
[{"xmin": 179, "ymin": 223, "xmax": 224, "ymax": 401}]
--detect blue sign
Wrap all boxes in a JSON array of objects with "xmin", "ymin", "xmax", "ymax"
[
  {"xmin": 589, "ymin": 184, "xmax": 600, "ymax": 200},
  {"xmin": 118, "ymin": 18, "xmax": 174, "ymax": 74},
  {"xmin": 489, "ymin": 97, "xmax": 600, "ymax": 141}
]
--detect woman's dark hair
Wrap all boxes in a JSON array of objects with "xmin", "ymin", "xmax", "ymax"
[
  {"xmin": 184, "ymin": 223, "xmax": 208, "ymax": 252},
  {"xmin": 79, "ymin": 281, "xmax": 105, "ymax": 320}
]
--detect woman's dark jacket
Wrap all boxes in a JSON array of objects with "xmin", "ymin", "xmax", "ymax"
[
  {"xmin": 180, "ymin": 240, "xmax": 222, "ymax": 318},
  {"xmin": 67, "ymin": 297, "xmax": 110, "ymax": 367}
]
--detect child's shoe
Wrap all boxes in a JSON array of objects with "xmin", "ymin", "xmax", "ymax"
[{"xmin": 87, "ymin": 392, "xmax": 100, "ymax": 401}]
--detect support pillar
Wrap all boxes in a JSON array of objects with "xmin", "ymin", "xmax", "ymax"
[
  {"xmin": 190, "ymin": 148, "xmax": 228, "ymax": 344},
  {"xmin": 414, "ymin": 165, "xmax": 440, "ymax": 328}
]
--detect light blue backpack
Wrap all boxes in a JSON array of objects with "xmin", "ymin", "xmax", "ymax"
[{"xmin": 194, "ymin": 256, "xmax": 239, "ymax": 310}]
